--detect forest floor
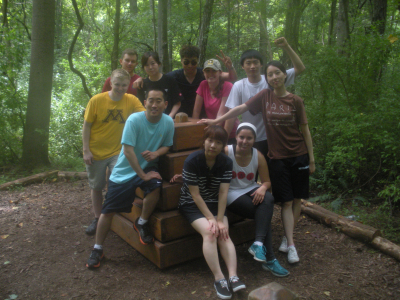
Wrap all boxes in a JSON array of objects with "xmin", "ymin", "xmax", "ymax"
[{"xmin": 0, "ymin": 179, "xmax": 399, "ymax": 300}]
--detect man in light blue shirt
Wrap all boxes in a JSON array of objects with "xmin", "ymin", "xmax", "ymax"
[{"xmin": 86, "ymin": 88, "xmax": 174, "ymax": 269}]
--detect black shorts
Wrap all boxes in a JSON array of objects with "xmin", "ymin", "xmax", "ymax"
[
  {"xmin": 101, "ymin": 167, "xmax": 162, "ymax": 214},
  {"xmin": 179, "ymin": 202, "xmax": 226, "ymax": 224},
  {"xmin": 268, "ymin": 154, "xmax": 309, "ymax": 203},
  {"xmin": 254, "ymin": 139, "xmax": 269, "ymax": 163}
]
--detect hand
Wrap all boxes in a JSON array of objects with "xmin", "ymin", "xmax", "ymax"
[
  {"xmin": 309, "ymin": 161, "xmax": 315, "ymax": 174},
  {"xmin": 197, "ymin": 119, "xmax": 216, "ymax": 130},
  {"xmin": 217, "ymin": 220, "xmax": 229, "ymax": 241},
  {"xmin": 207, "ymin": 217, "xmax": 219, "ymax": 237},
  {"xmin": 133, "ymin": 77, "xmax": 144, "ymax": 89},
  {"xmin": 274, "ymin": 37, "xmax": 289, "ymax": 48},
  {"xmin": 216, "ymin": 50, "xmax": 233, "ymax": 70},
  {"xmin": 141, "ymin": 150, "xmax": 158, "ymax": 162},
  {"xmin": 170, "ymin": 174, "xmax": 183, "ymax": 184},
  {"xmin": 142, "ymin": 171, "xmax": 162, "ymax": 181},
  {"xmin": 83, "ymin": 150, "xmax": 93, "ymax": 165},
  {"xmin": 251, "ymin": 186, "xmax": 267, "ymax": 205}
]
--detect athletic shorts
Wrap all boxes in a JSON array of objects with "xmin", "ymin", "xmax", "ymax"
[
  {"xmin": 268, "ymin": 154, "xmax": 309, "ymax": 203},
  {"xmin": 254, "ymin": 139, "xmax": 269, "ymax": 163},
  {"xmin": 85, "ymin": 155, "xmax": 118, "ymax": 190},
  {"xmin": 101, "ymin": 166, "xmax": 162, "ymax": 214},
  {"xmin": 179, "ymin": 202, "xmax": 226, "ymax": 224}
]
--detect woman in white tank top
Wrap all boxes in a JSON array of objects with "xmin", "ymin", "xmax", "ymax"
[{"xmin": 224, "ymin": 123, "xmax": 289, "ymax": 277}]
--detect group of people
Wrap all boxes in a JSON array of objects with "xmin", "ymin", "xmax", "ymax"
[{"xmin": 82, "ymin": 37, "xmax": 314, "ymax": 300}]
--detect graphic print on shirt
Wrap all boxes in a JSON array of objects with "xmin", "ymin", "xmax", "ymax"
[
  {"xmin": 232, "ymin": 171, "xmax": 255, "ymax": 181},
  {"xmin": 265, "ymin": 102, "xmax": 297, "ymax": 127},
  {"xmin": 102, "ymin": 109, "xmax": 126, "ymax": 124}
]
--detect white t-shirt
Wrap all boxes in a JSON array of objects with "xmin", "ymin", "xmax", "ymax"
[{"xmin": 225, "ymin": 69, "xmax": 295, "ymax": 142}]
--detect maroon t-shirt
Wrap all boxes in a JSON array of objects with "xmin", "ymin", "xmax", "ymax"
[
  {"xmin": 102, "ymin": 74, "xmax": 141, "ymax": 96},
  {"xmin": 246, "ymin": 89, "xmax": 308, "ymax": 159}
]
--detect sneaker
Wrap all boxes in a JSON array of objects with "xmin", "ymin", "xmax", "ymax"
[
  {"xmin": 214, "ymin": 279, "xmax": 232, "ymax": 299},
  {"xmin": 85, "ymin": 218, "xmax": 98, "ymax": 236},
  {"xmin": 248, "ymin": 243, "xmax": 267, "ymax": 262},
  {"xmin": 229, "ymin": 276, "xmax": 246, "ymax": 292},
  {"xmin": 262, "ymin": 259, "xmax": 290, "ymax": 277},
  {"xmin": 86, "ymin": 248, "xmax": 104, "ymax": 269},
  {"xmin": 279, "ymin": 236, "xmax": 289, "ymax": 253},
  {"xmin": 134, "ymin": 218, "xmax": 154, "ymax": 245},
  {"xmin": 287, "ymin": 246, "xmax": 300, "ymax": 263}
]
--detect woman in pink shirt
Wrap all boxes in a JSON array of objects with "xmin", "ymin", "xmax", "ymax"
[{"xmin": 192, "ymin": 59, "xmax": 239, "ymax": 144}]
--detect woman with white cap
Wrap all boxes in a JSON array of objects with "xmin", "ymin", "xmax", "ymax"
[
  {"xmin": 224, "ymin": 122, "xmax": 289, "ymax": 277},
  {"xmin": 192, "ymin": 59, "xmax": 239, "ymax": 144}
]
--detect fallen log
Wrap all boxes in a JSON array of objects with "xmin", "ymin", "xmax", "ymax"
[
  {"xmin": 370, "ymin": 236, "xmax": 400, "ymax": 262},
  {"xmin": 0, "ymin": 170, "xmax": 59, "ymax": 190},
  {"xmin": 58, "ymin": 171, "xmax": 87, "ymax": 180}
]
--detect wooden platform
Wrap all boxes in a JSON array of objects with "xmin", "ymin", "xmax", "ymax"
[
  {"xmin": 158, "ymin": 150, "xmax": 195, "ymax": 181},
  {"xmin": 121, "ymin": 199, "xmax": 244, "ymax": 243},
  {"xmin": 135, "ymin": 181, "xmax": 182, "ymax": 212},
  {"xmin": 111, "ymin": 213, "xmax": 255, "ymax": 269},
  {"xmin": 172, "ymin": 118, "xmax": 206, "ymax": 152}
]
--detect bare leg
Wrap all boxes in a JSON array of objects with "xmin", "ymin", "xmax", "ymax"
[
  {"xmin": 91, "ymin": 189, "xmax": 103, "ymax": 218},
  {"xmin": 292, "ymin": 198, "xmax": 302, "ymax": 228},
  {"xmin": 192, "ymin": 218, "xmax": 225, "ymax": 281},
  {"xmin": 140, "ymin": 188, "xmax": 160, "ymax": 220},
  {"xmin": 281, "ymin": 200, "xmax": 295, "ymax": 246},
  {"xmin": 217, "ymin": 216, "xmax": 237, "ymax": 278},
  {"xmin": 95, "ymin": 212, "xmax": 116, "ymax": 245}
]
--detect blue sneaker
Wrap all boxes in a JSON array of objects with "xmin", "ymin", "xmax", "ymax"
[
  {"xmin": 248, "ymin": 244, "xmax": 267, "ymax": 262},
  {"xmin": 262, "ymin": 259, "xmax": 290, "ymax": 277}
]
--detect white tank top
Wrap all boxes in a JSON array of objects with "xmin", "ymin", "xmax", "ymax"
[{"xmin": 227, "ymin": 145, "xmax": 260, "ymax": 205}]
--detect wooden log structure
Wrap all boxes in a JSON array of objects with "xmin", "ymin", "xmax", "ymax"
[
  {"xmin": 58, "ymin": 171, "xmax": 87, "ymax": 180},
  {"xmin": 158, "ymin": 150, "xmax": 196, "ymax": 181},
  {"xmin": 0, "ymin": 170, "xmax": 59, "ymax": 190},
  {"xmin": 172, "ymin": 118, "xmax": 206, "ymax": 152}
]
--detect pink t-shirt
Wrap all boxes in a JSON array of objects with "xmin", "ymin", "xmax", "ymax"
[{"xmin": 196, "ymin": 80, "xmax": 238, "ymax": 139}]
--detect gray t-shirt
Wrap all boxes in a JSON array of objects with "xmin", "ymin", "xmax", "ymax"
[{"xmin": 225, "ymin": 69, "xmax": 295, "ymax": 142}]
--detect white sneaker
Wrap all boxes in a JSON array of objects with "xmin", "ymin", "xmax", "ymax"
[
  {"xmin": 287, "ymin": 246, "xmax": 299, "ymax": 264},
  {"xmin": 279, "ymin": 236, "xmax": 288, "ymax": 253}
]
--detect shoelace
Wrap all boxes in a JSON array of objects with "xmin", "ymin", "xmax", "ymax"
[
  {"xmin": 220, "ymin": 279, "xmax": 229, "ymax": 288},
  {"xmin": 230, "ymin": 276, "xmax": 239, "ymax": 283}
]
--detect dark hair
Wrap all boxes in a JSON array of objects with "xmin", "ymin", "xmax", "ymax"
[
  {"xmin": 141, "ymin": 51, "xmax": 162, "ymax": 69},
  {"xmin": 121, "ymin": 48, "xmax": 138, "ymax": 60},
  {"xmin": 180, "ymin": 45, "xmax": 200, "ymax": 59},
  {"xmin": 236, "ymin": 126, "xmax": 256, "ymax": 139},
  {"xmin": 203, "ymin": 125, "xmax": 228, "ymax": 148},
  {"xmin": 240, "ymin": 49, "xmax": 263, "ymax": 66},
  {"xmin": 145, "ymin": 88, "xmax": 167, "ymax": 101},
  {"xmin": 264, "ymin": 60, "xmax": 287, "ymax": 88}
]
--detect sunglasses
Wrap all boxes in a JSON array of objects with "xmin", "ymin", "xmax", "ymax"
[{"xmin": 183, "ymin": 59, "xmax": 198, "ymax": 66}]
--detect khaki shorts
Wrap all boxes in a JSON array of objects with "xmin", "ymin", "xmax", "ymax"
[{"xmin": 85, "ymin": 155, "xmax": 119, "ymax": 190}]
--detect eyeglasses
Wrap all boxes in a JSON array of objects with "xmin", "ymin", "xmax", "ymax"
[{"xmin": 183, "ymin": 59, "xmax": 198, "ymax": 66}]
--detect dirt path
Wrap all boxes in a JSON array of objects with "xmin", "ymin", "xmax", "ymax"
[{"xmin": 0, "ymin": 180, "xmax": 399, "ymax": 300}]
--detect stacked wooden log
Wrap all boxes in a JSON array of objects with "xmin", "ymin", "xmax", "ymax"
[{"xmin": 110, "ymin": 118, "xmax": 256, "ymax": 269}]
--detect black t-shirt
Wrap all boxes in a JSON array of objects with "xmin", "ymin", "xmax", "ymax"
[
  {"xmin": 178, "ymin": 150, "xmax": 233, "ymax": 207},
  {"xmin": 137, "ymin": 74, "xmax": 183, "ymax": 115},
  {"xmin": 167, "ymin": 67, "xmax": 205, "ymax": 116}
]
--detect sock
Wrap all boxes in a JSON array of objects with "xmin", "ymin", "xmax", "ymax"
[
  {"xmin": 138, "ymin": 217, "xmax": 148, "ymax": 225},
  {"xmin": 94, "ymin": 244, "xmax": 103, "ymax": 250},
  {"xmin": 253, "ymin": 241, "xmax": 263, "ymax": 247},
  {"xmin": 288, "ymin": 245, "xmax": 295, "ymax": 249}
]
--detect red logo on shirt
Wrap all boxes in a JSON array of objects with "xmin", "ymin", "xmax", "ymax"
[
  {"xmin": 232, "ymin": 171, "xmax": 237, "ymax": 179},
  {"xmin": 238, "ymin": 172, "xmax": 246, "ymax": 179},
  {"xmin": 247, "ymin": 173, "xmax": 255, "ymax": 181},
  {"xmin": 232, "ymin": 171, "xmax": 255, "ymax": 181}
]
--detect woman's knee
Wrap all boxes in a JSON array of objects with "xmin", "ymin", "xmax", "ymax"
[{"xmin": 282, "ymin": 200, "xmax": 293, "ymax": 209}]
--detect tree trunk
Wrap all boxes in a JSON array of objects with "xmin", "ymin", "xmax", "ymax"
[
  {"xmin": 328, "ymin": 0, "xmax": 337, "ymax": 46},
  {"xmin": 371, "ymin": 0, "xmax": 387, "ymax": 35},
  {"xmin": 111, "ymin": 0, "xmax": 121, "ymax": 71},
  {"xmin": 259, "ymin": 0, "xmax": 268, "ymax": 62},
  {"xmin": 168, "ymin": 0, "xmax": 173, "ymax": 70},
  {"xmin": 198, "ymin": 0, "xmax": 214, "ymax": 66},
  {"xmin": 336, "ymin": 0, "xmax": 350, "ymax": 55},
  {"xmin": 130, "ymin": 0, "xmax": 138, "ymax": 15},
  {"xmin": 150, "ymin": 0, "xmax": 157, "ymax": 51},
  {"xmin": 227, "ymin": 0, "xmax": 231, "ymax": 51},
  {"xmin": 55, "ymin": 0, "xmax": 62, "ymax": 50},
  {"xmin": 22, "ymin": 0, "xmax": 55, "ymax": 167},
  {"xmin": 158, "ymin": 0, "xmax": 170, "ymax": 72},
  {"xmin": 2, "ymin": 0, "xmax": 8, "ymax": 27}
]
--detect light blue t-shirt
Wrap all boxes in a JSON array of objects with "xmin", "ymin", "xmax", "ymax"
[{"xmin": 110, "ymin": 111, "xmax": 174, "ymax": 184}]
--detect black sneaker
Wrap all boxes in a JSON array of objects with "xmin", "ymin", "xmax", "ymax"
[
  {"xmin": 85, "ymin": 218, "xmax": 98, "ymax": 236},
  {"xmin": 86, "ymin": 248, "xmax": 104, "ymax": 269},
  {"xmin": 214, "ymin": 279, "xmax": 232, "ymax": 299},
  {"xmin": 229, "ymin": 275, "xmax": 246, "ymax": 292},
  {"xmin": 134, "ymin": 218, "xmax": 154, "ymax": 245}
]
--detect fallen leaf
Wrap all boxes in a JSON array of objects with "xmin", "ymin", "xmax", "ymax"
[
  {"xmin": 12, "ymin": 207, "xmax": 19, "ymax": 210},
  {"xmin": 305, "ymin": 231, "xmax": 310, "ymax": 234},
  {"xmin": 191, "ymin": 291, "xmax": 196, "ymax": 294},
  {"xmin": 8, "ymin": 295, "xmax": 18, "ymax": 300},
  {"xmin": 1, "ymin": 235, "xmax": 9, "ymax": 239},
  {"xmin": 42, "ymin": 206, "xmax": 47, "ymax": 209},
  {"xmin": 204, "ymin": 291, "xmax": 212, "ymax": 297},
  {"xmin": 165, "ymin": 281, "xmax": 170, "ymax": 286},
  {"xmin": 4, "ymin": 261, "xmax": 11, "ymax": 265},
  {"xmin": 17, "ymin": 223, "xmax": 23, "ymax": 228},
  {"xmin": 324, "ymin": 291, "xmax": 330, "ymax": 296},
  {"xmin": 52, "ymin": 178, "xmax": 57, "ymax": 182}
]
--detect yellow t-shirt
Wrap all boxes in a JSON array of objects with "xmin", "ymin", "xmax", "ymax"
[{"xmin": 84, "ymin": 92, "xmax": 146, "ymax": 160}]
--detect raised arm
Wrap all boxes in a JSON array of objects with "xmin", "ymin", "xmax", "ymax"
[
  {"xmin": 216, "ymin": 50, "xmax": 237, "ymax": 82},
  {"xmin": 300, "ymin": 124, "xmax": 315, "ymax": 174},
  {"xmin": 274, "ymin": 37, "xmax": 305, "ymax": 76},
  {"xmin": 199, "ymin": 103, "xmax": 248, "ymax": 126}
]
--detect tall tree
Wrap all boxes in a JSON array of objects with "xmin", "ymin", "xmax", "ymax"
[
  {"xmin": 328, "ymin": 0, "xmax": 337, "ymax": 46},
  {"xmin": 336, "ymin": 0, "xmax": 350, "ymax": 55},
  {"xmin": 111, "ymin": 0, "xmax": 121, "ymax": 70},
  {"xmin": 198, "ymin": 0, "xmax": 214, "ymax": 66},
  {"xmin": 55, "ymin": 0, "xmax": 62, "ymax": 50},
  {"xmin": 150, "ymin": 0, "xmax": 157, "ymax": 51},
  {"xmin": 259, "ymin": 0, "xmax": 272, "ymax": 62},
  {"xmin": 371, "ymin": 0, "xmax": 387, "ymax": 35},
  {"xmin": 130, "ymin": 0, "xmax": 138, "ymax": 15},
  {"xmin": 158, "ymin": 0, "xmax": 170, "ymax": 72},
  {"xmin": 227, "ymin": 0, "xmax": 231, "ymax": 50},
  {"xmin": 22, "ymin": 0, "xmax": 55, "ymax": 167}
]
